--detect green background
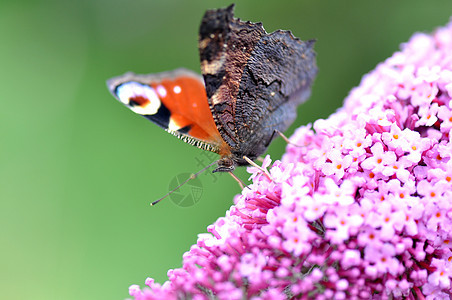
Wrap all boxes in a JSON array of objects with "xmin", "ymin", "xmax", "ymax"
[{"xmin": 2, "ymin": 0, "xmax": 451, "ymax": 299}]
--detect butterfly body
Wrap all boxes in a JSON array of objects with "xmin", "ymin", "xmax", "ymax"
[{"xmin": 107, "ymin": 5, "xmax": 317, "ymax": 173}]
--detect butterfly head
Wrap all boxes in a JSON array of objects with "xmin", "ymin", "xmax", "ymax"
[{"xmin": 213, "ymin": 156, "xmax": 235, "ymax": 173}]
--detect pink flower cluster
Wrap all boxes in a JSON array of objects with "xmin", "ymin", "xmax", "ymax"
[{"xmin": 129, "ymin": 21, "xmax": 452, "ymax": 299}]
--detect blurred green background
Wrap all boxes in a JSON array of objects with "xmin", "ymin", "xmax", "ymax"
[{"xmin": 1, "ymin": 0, "xmax": 452, "ymax": 299}]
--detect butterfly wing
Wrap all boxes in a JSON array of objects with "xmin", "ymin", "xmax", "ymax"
[
  {"xmin": 199, "ymin": 5, "xmax": 317, "ymax": 163},
  {"xmin": 107, "ymin": 68, "xmax": 226, "ymax": 154}
]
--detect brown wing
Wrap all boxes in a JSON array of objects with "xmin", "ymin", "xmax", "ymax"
[
  {"xmin": 198, "ymin": 4, "xmax": 266, "ymax": 149},
  {"xmin": 198, "ymin": 5, "xmax": 317, "ymax": 161}
]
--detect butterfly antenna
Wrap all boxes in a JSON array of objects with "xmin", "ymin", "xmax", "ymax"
[
  {"xmin": 274, "ymin": 130, "xmax": 292, "ymax": 144},
  {"xmin": 151, "ymin": 160, "xmax": 217, "ymax": 206}
]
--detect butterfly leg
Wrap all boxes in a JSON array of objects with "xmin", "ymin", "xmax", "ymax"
[
  {"xmin": 243, "ymin": 156, "xmax": 272, "ymax": 181},
  {"xmin": 268, "ymin": 129, "xmax": 305, "ymax": 147},
  {"xmin": 267, "ymin": 129, "xmax": 293, "ymax": 146},
  {"xmin": 213, "ymin": 156, "xmax": 236, "ymax": 173},
  {"xmin": 228, "ymin": 172, "xmax": 245, "ymax": 190},
  {"xmin": 265, "ymin": 129, "xmax": 292, "ymax": 147},
  {"xmin": 265, "ymin": 129, "xmax": 279, "ymax": 147}
]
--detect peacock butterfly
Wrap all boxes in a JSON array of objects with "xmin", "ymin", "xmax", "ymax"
[{"xmin": 107, "ymin": 4, "xmax": 317, "ymax": 173}]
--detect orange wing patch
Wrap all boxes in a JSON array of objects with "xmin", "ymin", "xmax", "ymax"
[{"xmin": 151, "ymin": 76, "xmax": 224, "ymax": 146}]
